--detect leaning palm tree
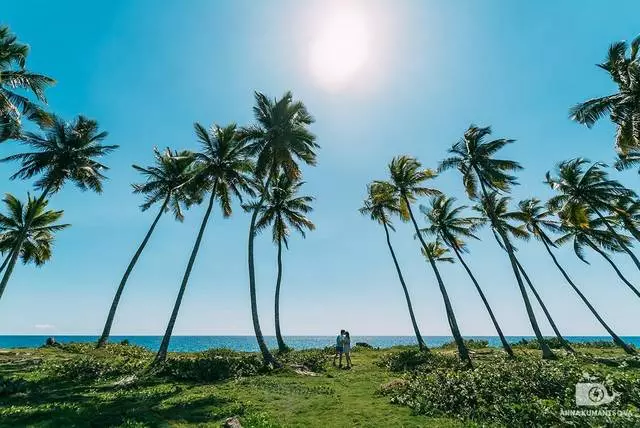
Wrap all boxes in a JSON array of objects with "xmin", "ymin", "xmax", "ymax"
[
  {"xmin": 615, "ymin": 150, "xmax": 640, "ymax": 173},
  {"xmin": 154, "ymin": 123, "xmax": 254, "ymax": 364},
  {"xmin": 420, "ymin": 195, "xmax": 514, "ymax": 357},
  {"xmin": 474, "ymin": 193, "xmax": 555, "ymax": 359},
  {"xmin": 546, "ymin": 158, "xmax": 640, "ymax": 272},
  {"xmin": 97, "ymin": 148, "xmax": 200, "ymax": 348},
  {"xmin": 556, "ymin": 203, "xmax": 640, "ymax": 300},
  {"xmin": 382, "ymin": 156, "xmax": 473, "ymax": 365},
  {"xmin": 513, "ymin": 198, "xmax": 635, "ymax": 354},
  {"xmin": 0, "ymin": 193, "xmax": 69, "ymax": 300},
  {"xmin": 570, "ymin": 36, "xmax": 640, "ymax": 155},
  {"xmin": 0, "ymin": 115, "xmax": 117, "ymax": 299},
  {"xmin": 238, "ymin": 91, "xmax": 318, "ymax": 366},
  {"xmin": 606, "ymin": 197, "xmax": 640, "ymax": 242},
  {"xmin": 359, "ymin": 182, "xmax": 428, "ymax": 351},
  {"xmin": 252, "ymin": 172, "xmax": 315, "ymax": 353},
  {"xmin": 0, "ymin": 25, "xmax": 55, "ymax": 141}
]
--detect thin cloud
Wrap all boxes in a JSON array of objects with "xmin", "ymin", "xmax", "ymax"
[{"xmin": 34, "ymin": 324, "xmax": 55, "ymax": 330}]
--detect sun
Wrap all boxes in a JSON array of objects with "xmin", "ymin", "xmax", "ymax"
[{"xmin": 308, "ymin": 7, "xmax": 371, "ymax": 89}]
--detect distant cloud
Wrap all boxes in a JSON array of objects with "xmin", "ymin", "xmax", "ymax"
[{"xmin": 34, "ymin": 324, "xmax": 55, "ymax": 330}]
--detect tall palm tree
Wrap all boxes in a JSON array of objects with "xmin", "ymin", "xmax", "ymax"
[
  {"xmin": 359, "ymin": 182, "xmax": 428, "ymax": 351},
  {"xmin": 238, "ymin": 91, "xmax": 318, "ymax": 366},
  {"xmin": 546, "ymin": 158, "xmax": 640, "ymax": 272},
  {"xmin": 0, "ymin": 193, "xmax": 69, "ymax": 300},
  {"xmin": 606, "ymin": 197, "xmax": 640, "ymax": 242},
  {"xmin": 382, "ymin": 156, "xmax": 473, "ymax": 365},
  {"xmin": 615, "ymin": 150, "xmax": 640, "ymax": 173},
  {"xmin": 0, "ymin": 115, "xmax": 117, "ymax": 299},
  {"xmin": 154, "ymin": 123, "xmax": 254, "ymax": 364},
  {"xmin": 252, "ymin": 172, "xmax": 315, "ymax": 353},
  {"xmin": 97, "ymin": 148, "xmax": 199, "ymax": 348},
  {"xmin": 513, "ymin": 198, "xmax": 635, "ymax": 354},
  {"xmin": 420, "ymin": 195, "xmax": 514, "ymax": 357},
  {"xmin": 570, "ymin": 36, "xmax": 640, "ymax": 155},
  {"xmin": 474, "ymin": 193, "xmax": 555, "ymax": 359},
  {"xmin": 0, "ymin": 25, "xmax": 55, "ymax": 142},
  {"xmin": 556, "ymin": 204, "xmax": 640, "ymax": 300}
]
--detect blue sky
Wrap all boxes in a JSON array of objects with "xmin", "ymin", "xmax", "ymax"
[{"xmin": 1, "ymin": 0, "xmax": 639, "ymax": 337}]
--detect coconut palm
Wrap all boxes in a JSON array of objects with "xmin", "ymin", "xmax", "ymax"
[
  {"xmin": 154, "ymin": 123, "xmax": 254, "ymax": 364},
  {"xmin": 570, "ymin": 36, "xmax": 640, "ymax": 155},
  {"xmin": 420, "ymin": 195, "xmax": 514, "ymax": 357},
  {"xmin": 0, "ymin": 193, "xmax": 69, "ymax": 300},
  {"xmin": 474, "ymin": 193, "xmax": 556, "ymax": 359},
  {"xmin": 238, "ymin": 91, "xmax": 318, "ymax": 366},
  {"xmin": 0, "ymin": 25, "xmax": 55, "ymax": 141},
  {"xmin": 605, "ymin": 197, "xmax": 640, "ymax": 242},
  {"xmin": 0, "ymin": 115, "xmax": 116, "ymax": 298},
  {"xmin": 252, "ymin": 172, "xmax": 315, "ymax": 353},
  {"xmin": 381, "ymin": 156, "xmax": 473, "ymax": 364},
  {"xmin": 513, "ymin": 198, "xmax": 635, "ymax": 354},
  {"xmin": 359, "ymin": 182, "xmax": 428, "ymax": 351},
  {"xmin": 556, "ymin": 204, "xmax": 640, "ymax": 300},
  {"xmin": 97, "ymin": 148, "xmax": 200, "ymax": 348},
  {"xmin": 615, "ymin": 150, "xmax": 640, "ymax": 173},
  {"xmin": 438, "ymin": 125, "xmax": 523, "ymax": 199},
  {"xmin": 546, "ymin": 158, "xmax": 640, "ymax": 272}
]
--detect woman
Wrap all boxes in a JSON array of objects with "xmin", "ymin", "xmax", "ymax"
[{"xmin": 343, "ymin": 331, "xmax": 352, "ymax": 369}]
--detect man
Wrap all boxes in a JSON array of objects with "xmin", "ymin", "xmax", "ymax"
[{"xmin": 333, "ymin": 329, "xmax": 345, "ymax": 367}]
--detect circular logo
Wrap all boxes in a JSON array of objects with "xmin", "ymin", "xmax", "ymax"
[{"xmin": 588, "ymin": 385, "xmax": 606, "ymax": 403}]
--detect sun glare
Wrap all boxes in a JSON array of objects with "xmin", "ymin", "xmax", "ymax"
[{"xmin": 309, "ymin": 7, "xmax": 371, "ymax": 89}]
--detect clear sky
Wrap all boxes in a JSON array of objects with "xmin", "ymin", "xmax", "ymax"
[{"xmin": 1, "ymin": 0, "xmax": 639, "ymax": 337}]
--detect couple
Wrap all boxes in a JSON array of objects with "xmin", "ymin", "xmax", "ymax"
[{"xmin": 332, "ymin": 329, "xmax": 352, "ymax": 369}]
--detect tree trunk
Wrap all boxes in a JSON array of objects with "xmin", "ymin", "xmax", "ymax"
[
  {"xmin": 248, "ymin": 172, "xmax": 279, "ymax": 366},
  {"xmin": 452, "ymin": 245, "xmax": 514, "ymax": 357},
  {"xmin": 97, "ymin": 196, "xmax": 169, "ymax": 348},
  {"xmin": 382, "ymin": 221, "xmax": 428, "ymax": 351},
  {"xmin": 0, "ymin": 250, "xmax": 13, "ymax": 275},
  {"xmin": 496, "ymin": 231, "xmax": 555, "ymax": 359},
  {"xmin": 515, "ymin": 258, "xmax": 575, "ymax": 354},
  {"xmin": 592, "ymin": 205, "xmax": 640, "ymax": 272},
  {"xmin": 404, "ymin": 196, "xmax": 471, "ymax": 365},
  {"xmin": 588, "ymin": 240, "xmax": 640, "ymax": 299},
  {"xmin": 154, "ymin": 185, "xmax": 217, "ymax": 364},
  {"xmin": 540, "ymin": 238, "xmax": 636, "ymax": 355},
  {"xmin": 274, "ymin": 238, "xmax": 287, "ymax": 352}
]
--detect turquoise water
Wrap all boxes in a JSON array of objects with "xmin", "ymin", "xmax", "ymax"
[{"xmin": 0, "ymin": 335, "xmax": 636, "ymax": 352}]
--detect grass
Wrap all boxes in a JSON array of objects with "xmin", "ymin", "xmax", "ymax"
[{"xmin": 0, "ymin": 342, "xmax": 638, "ymax": 427}]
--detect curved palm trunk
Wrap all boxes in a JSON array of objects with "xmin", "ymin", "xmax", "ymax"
[
  {"xmin": 496, "ymin": 231, "xmax": 555, "ymax": 359},
  {"xmin": 540, "ymin": 238, "xmax": 635, "ymax": 355},
  {"xmin": 382, "ymin": 222, "xmax": 428, "ymax": 351},
  {"xmin": 97, "ymin": 196, "xmax": 169, "ymax": 348},
  {"xmin": 404, "ymin": 197, "xmax": 470, "ymax": 365},
  {"xmin": 592, "ymin": 206, "xmax": 640, "ymax": 272},
  {"xmin": 451, "ymin": 246, "xmax": 514, "ymax": 357},
  {"xmin": 515, "ymin": 259, "xmax": 575, "ymax": 354},
  {"xmin": 248, "ymin": 173, "xmax": 278, "ymax": 366},
  {"xmin": 0, "ymin": 250, "xmax": 13, "ymax": 275},
  {"xmin": 588, "ymin": 240, "xmax": 640, "ymax": 299},
  {"xmin": 274, "ymin": 238, "xmax": 287, "ymax": 352},
  {"xmin": 154, "ymin": 185, "xmax": 217, "ymax": 364}
]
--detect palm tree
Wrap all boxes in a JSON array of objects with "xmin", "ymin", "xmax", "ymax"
[
  {"xmin": 238, "ymin": 91, "xmax": 318, "ymax": 366},
  {"xmin": 474, "ymin": 193, "xmax": 556, "ymax": 359},
  {"xmin": 556, "ymin": 204, "xmax": 640, "ymax": 300},
  {"xmin": 546, "ymin": 158, "xmax": 640, "ymax": 272},
  {"xmin": 154, "ymin": 123, "xmax": 254, "ymax": 364},
  {"xmin": 570, "ymin": 36, "xmax": 640, "ymax": 155},
  {"xmin": 0, "ymin": 193, "xmax": 69, "ymax": 300},
  {"xmin": 252, "ymin": 172, "xmax": 315, "ymax": 353},
  {"xmin": 606, "ymin": 197, "xmax": 640, "ymax": 242},
  {"xmin": 420, "ymin": 195, "xmax": 514, "ymax": 357},
  {"xmin": 615, "ymin": 150, "xmax": 640, "ymax": 173},
  {"xmin": 0, "ymin": 115, "xmax": 117, "ymax": 299},
  {"xmin": 359, "ymin": 182, "xmax": 428, "ymax": 351},
  {"xmin": 513, "ymin": 198, "xmax": 635, "ymax": 354},
  {"xmin": 97, "ymin": 148, "xmax": 199, "ymax": 348},
  {"xmin": 382, "ymin": 156, "xmax": 473, "ymax": 365},
  {"xmin": 0, "ymin": 25, "xmax": 55, "ymax": 141}
]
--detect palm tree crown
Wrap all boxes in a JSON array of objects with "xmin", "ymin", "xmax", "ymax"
[
  {"xmin": 474, "ymin": 192, "xmax": 529, "ymax": 246},
  {"xmin": 511, "ymin": 198, "xmax": 562, "ymax": 247},
  {"xmin": 383, "ymin": 155, "xmax": 440, "ymax": 212},
  {"xmin": 359, "ymin": 182, "xmax": 405, "ymax": 228},
  {"xmin": 439, "ymin": 125, "xmax": 522, "ymax": 199},
  {"xmin": 421, "ymin": 241, "xmax": 455, "ymax": 264},
  {"xmin": 420, "ymin": 195, "xmax": 484, "ymax": 252}
]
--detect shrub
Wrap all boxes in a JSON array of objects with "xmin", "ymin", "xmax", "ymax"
[
  {"xmin": 378, "ymin": 348, "xmax": 461, "ymax": 373},
  {"xmin": 0, "ymin": 377, "xmax": 27, "ymax": 396},
  {"xmin": 160, "ymin": 349, "xmax": 264, "ymax": 382},
  {"xmin": 279, "ymin": 349, "xmax": 329, "ymax": 372},
  {"xmin": 440, "ymin": 339, "xmax": 489, "ymax": 350},
  {"xmin": 355, "ymin": 342, "xmax": 373, "ymax": 349}
]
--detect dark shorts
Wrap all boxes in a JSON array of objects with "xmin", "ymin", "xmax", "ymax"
[{"xmin": 336, "ymin": 346, "xmax": 343, "ymax": 354}]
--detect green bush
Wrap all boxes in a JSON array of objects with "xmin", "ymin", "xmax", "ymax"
[
  {"xmin": 160, "ymin": 349, "xmax": 264, "ymax": 382},
  {"xmin": 440, "ymin": 339, "xmax": 489, "ymax": 350},
  {"xmin": 377, "ymin": 348, "xmax": 461, "ymax": 373},
  {"xmin": 40, "ymin": 354, "xmax": 148, "ymax": 382},
  {"xmin": 279, "ymin": 349, "xmax": 330, "ymax": 372},
  {"xmin": 0, "ymin": 377, "xmax": 27, "ymax": 396}
]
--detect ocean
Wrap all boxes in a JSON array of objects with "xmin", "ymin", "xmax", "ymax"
[{"xmin": 0, "ymin": 335, "xmax": 637, "ymax": 352}]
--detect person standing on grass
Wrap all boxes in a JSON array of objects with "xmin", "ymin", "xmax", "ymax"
[
  {"xmin": 343, "ymin": 331, "xmax": 352, "ymax": 369},
  {"xmin": 333, "ymin": 329, "xmax": 345, "ymax": 367}
]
